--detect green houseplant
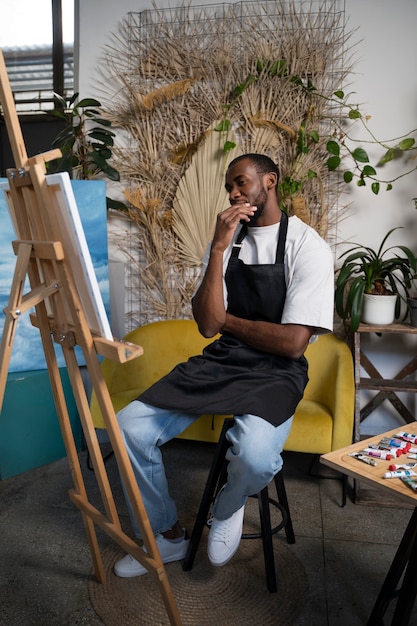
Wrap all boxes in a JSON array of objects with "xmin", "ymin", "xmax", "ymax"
[
  {"xmin": 48, "ymin": 93, "xmax": 126, "ymax": 211},
  {"xmin": 335, "ymin": 228, "xmax": 417, "ymax": 332}
]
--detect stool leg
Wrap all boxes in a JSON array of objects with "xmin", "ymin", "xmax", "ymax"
[
  {"xmin": 182, "ymin": 420, "xmax": 233, "ymax": 571},
  {"xmin": 258, "ymin": 486, "xmax": 278, "ymax": 593},
  {"xmin": 274, "ymin": 470, "xmax": 295, "ymax": 544}
]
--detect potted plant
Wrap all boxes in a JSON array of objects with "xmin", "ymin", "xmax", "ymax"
[
  {"xmin": 47, "ymin": 93, "xmax": 126, "ymax": 211},
  {"xmin": 335, "ymin": 227, "xmax": 417, "ymax": 332},
  {"xmin": 407, "ymin": 278, "xmax": 417, "ymax": 327}
]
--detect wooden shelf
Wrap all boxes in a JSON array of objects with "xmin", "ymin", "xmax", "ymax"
[
  {"xmin": 355, "ymin": 322, "xmax": 417, "ymax": 334},
  {"xmin": 347, "ymin": 324, "xmax": 417, "ymax": 443},
  {"xmin": 359, "ymin": 378, "xmax": 417, "ymax": 393}
]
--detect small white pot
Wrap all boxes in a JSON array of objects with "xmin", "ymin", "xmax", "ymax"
[{"xmin": 362, "ymin": 293, "xmax": 397, "ymax": 326}]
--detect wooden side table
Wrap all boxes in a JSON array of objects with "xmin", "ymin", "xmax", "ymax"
[
  {"xmin": 321, "ymin": 424, "xmax": 417, "ymax": 625},
  {"xmin": 347, "ymin": 322, "xmax": 417, "ymax": 443}
]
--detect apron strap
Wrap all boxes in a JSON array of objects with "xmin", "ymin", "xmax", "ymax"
[
  {"xmin": 275, "ymin": 210, "xmax": 288, "ymax": 264},
  {"xmin": 230, "ymin": 223, "xmax": 248, "ymax": 258},
  {"xmin": 230, "ymin": 211, "xmax": 288, "ymax": 262}
]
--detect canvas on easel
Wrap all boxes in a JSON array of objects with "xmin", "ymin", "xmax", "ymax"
[
  {"xmin": 0, "ymin": 176, "xmax": 110, "ymax": 376},
  {"xmin": 1, "ymin": 172, "xmax": 112, "ymax": 341},
  {"xmin": 0, "ymin": 48, "xmax": 182, "ymax": 625}
]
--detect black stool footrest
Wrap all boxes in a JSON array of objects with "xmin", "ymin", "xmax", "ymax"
[{"xmin": 242, "ymin": 497, "xmax": 288, "ymax": 540}]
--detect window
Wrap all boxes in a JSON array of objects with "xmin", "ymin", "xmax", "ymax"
[{"xmin": 0, "ymin": 0, "xmax": 74, "ymax": 113}]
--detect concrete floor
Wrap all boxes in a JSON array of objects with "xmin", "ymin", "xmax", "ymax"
[{"xmin": 0, "ymin": 438, "xmax": 416, "ymax": 626}]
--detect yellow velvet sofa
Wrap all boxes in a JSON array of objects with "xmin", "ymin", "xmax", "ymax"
[{"xmin": 90, "ymin": 319, "xmax": 355, "ymax": 455}]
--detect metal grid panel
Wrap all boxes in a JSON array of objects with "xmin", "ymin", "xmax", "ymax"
[{"xmin": 121, "ymin": 0, "xmax": 347, "ymax": 330}]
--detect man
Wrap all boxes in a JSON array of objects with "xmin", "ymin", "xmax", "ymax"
[{"xmin": 114, "ymin": 153, "xmax": 334, "ymax": 577}]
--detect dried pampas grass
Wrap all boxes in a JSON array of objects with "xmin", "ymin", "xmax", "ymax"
[{"xmin": 141, "ymin": 79, "xmax": 195, "ymax": 111}]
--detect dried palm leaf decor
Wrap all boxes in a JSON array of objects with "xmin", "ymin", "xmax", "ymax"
[
  {"xmin": 172, "ymin": 123, "xmax": 242, "ymax": 266},
  {"xmin": 99, "ymin": 0, "xmax": 356, "ymax": 327}
]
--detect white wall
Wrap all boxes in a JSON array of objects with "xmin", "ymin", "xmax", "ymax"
[
  {"xmin": 338, "ymin": 0, "xmax": 417, "ymax": 253},
  {"xmin": 77, "ymin": 0, "xmax": 417, "ymax": 433}
]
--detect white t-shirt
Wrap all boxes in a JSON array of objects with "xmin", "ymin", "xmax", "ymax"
[{"xmin": 201, "ymin": 215, "xmax": 334, "ymax": 335}]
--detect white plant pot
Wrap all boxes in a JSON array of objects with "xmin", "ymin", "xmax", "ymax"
[{"xmin": 362, "ymin": 293, "xmax": 397, "ymax": 326}]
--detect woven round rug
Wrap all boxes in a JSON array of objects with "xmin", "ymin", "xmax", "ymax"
[{"xmin": 88, "ymin": 529, "xmax": 307, "ymax": 626}]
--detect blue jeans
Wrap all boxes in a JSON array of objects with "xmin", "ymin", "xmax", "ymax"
[{"xmin": 117, "ymin": 400, "xmax": 293, "ymax": 537}]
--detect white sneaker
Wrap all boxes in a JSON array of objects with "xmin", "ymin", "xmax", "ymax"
[
  {"xmin": 114, "ymin": 529, "xmax": 189, "ymax": 578},
  {"xmin": 207, "ymin": 506, "xmax": 245, "ymax": 566}
]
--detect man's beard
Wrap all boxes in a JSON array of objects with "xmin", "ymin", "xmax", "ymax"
[{"xmin": 247, "ymin": 188, "xmax": 267, "ymax": 225}]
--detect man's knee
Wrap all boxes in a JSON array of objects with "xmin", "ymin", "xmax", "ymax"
[
  {"xmin": 226, "ymin": 414, "xmax": 289, "ymax": 477},
  {"xmin": 227, "ymin": 434, "xmax": 273, "ymax": 475}
]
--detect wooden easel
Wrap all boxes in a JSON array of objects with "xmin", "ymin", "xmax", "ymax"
[{"xmin": 0, "ymin": 49, "xmax": 182, "ymax": 625}]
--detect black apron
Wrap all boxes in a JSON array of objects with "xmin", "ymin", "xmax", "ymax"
[{"xmin": 139, "ymin": 211, "xmax": 308, "ymax": 426}]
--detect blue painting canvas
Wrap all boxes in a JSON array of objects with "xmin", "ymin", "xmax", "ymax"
[{"xmin": 0, "ymin": 178, "xmax": 110, "ymax": 372}]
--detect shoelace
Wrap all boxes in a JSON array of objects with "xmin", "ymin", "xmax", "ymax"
[{"xmin": 207, "ymin": 517, "xmax": 231, "ymax": 542}]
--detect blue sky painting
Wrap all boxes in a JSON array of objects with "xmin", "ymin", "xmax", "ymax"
[{"xmin": 0, "ymin": 179, "xmax": 110, "ymax": 372}]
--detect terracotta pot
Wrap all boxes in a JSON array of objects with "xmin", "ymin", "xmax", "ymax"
[{"xmin": 362, "ymin": 293, "xmax": 396, "ymax": 326}]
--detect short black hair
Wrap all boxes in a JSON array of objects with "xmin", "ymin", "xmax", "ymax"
[{"xmin": 228, "ymin": 153, "xmax": 280, "ymax": 181}]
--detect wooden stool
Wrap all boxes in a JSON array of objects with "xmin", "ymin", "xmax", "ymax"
[{"xmin": 182, "ymin": 419, "xmax": 295, "ymax": 592}]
